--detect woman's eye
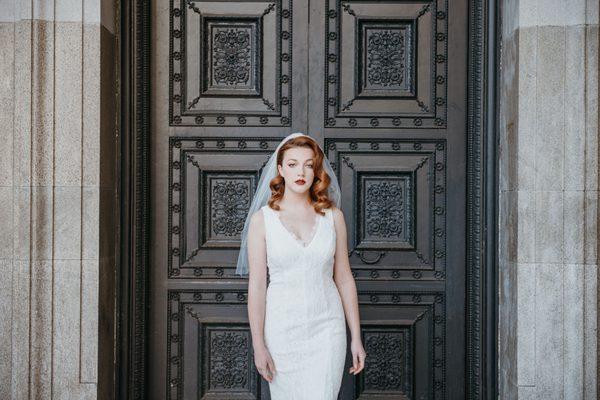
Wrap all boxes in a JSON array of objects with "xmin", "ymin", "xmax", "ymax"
[{"xmin": 288, "ymin": 163, "xmax": 295, "ymax": 167}]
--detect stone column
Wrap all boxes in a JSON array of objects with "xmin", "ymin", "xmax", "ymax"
[
  {"xmin": 498, "ymin": 0, "xmax": 599, "ymax": 398},
  {"xmin": 0, "ymin": 1, "xmax": 116, "ymax": 399}
]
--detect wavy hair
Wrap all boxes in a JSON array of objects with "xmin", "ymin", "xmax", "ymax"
[{"xmin": 267, "ymin": 135, "xmax": 335, "ymax": 215}]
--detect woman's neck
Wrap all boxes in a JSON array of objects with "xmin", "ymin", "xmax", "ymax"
[{"xmin": 279, "ymin": 191, "xmax": 313, "ymax": 211}]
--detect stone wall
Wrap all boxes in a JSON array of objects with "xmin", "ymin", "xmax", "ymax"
[
  {"xmin": 0, "ymin": 1, "xmax": 116, "ymax": 398},
  {"xmin": 498, "ymin": 0, "xmax": 599, "ymax": 398}
]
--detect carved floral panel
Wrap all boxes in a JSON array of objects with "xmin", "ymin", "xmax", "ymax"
[
  {"xmin": 324, "ymin": 0, "xmax": 448, "ymax": 128},
  {"xmin": 325, "ymin": 138, "xmax": 447, "ymax": 281},
  {"xmin": 170, "ymin": 0, "xmax": 292, "ymax": 126},
  {"xmin": 168, "ymin": 137, "xmax": 283, "ymax": 278}
]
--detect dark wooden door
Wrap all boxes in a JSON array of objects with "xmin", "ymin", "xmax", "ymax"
[{"xmin": 148, "ymin": 0, "xmax": 467, "ymax": 398}]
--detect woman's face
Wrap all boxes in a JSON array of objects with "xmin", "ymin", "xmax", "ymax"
[{"xmin": 277, "ymin": 146, "xmax": 316, "ymax": 195}]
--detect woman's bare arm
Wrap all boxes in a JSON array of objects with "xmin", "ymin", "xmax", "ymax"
[
  {"xmin": 246, "ymin": 209, "xmax": 276, "ymax": 381},
  {"xmin": 331, "ymin": 207, "xmax": 361, "ymax": 342},
  {"xmin": 247, "ymin": 209, "xmax": 268, "ymax": 350},
  {"xmin": 332, "ymin": 206, "xmax": 366, "ymax": 375}
]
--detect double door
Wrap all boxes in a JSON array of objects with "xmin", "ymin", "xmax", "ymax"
[{"xmin": 148, "ymin": 0, "xmax": 468, "ymax": 398}]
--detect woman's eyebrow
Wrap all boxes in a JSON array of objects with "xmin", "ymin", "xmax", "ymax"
[{"xmin": 286, "ymin": 158, "xmax": 314, "ymax": 162}]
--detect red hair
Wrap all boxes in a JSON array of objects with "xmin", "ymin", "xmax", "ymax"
[{"xmin": 267, "ymin": 136, "xmax": 335, "ymax": 215}]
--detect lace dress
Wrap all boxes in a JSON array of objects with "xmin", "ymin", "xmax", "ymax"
[{"xmin": 260, "ymin": 205, "xmax": 347, "ymax": 399}]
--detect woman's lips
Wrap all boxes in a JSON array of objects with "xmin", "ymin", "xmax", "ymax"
[{"xmin": 295, "ymin": 179, "xmax": 306, "ymax": 185}]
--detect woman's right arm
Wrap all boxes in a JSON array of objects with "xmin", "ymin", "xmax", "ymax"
[
  {"xmin": 247, "ymin": 209, "xmax": 268, "ymax": 349},
  {"xmin": 246, "ymin": 210, "xmax": 276, "ymax": 382}
]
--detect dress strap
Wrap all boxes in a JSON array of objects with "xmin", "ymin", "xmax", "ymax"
[
  {"xmin": 326, "ymin": 207, "xmax": 334, "ymax": 220},
  {"xmin": 261, "ymin": 206, "xmax": 276, "ymax": 255},
  {"xmin": 261, "ymin": 205, "xmax": 271, "ymax": 222}
]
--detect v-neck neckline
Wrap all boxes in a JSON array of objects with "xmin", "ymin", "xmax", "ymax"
[{"xmin": 271, "ymin": 207, "xmax": 322, "ymax": 249}]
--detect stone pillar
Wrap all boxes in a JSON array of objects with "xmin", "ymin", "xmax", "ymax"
[
  {"xmin": 0, "ymin": 1, "xmax": 116, "ymax": 399},
  {"xmin": 498, "ymin": 0, "xmax": 599, "ymax": 398}
]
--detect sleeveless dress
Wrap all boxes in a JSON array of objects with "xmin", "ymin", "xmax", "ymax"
[{"xmin": 260, "ymin": 205, "xmax": 347, "ymax": 399}]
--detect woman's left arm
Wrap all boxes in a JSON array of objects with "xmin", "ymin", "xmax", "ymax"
[{"xmin": 332, "ymin": 206, "xmax": 366, "ymax": 375}]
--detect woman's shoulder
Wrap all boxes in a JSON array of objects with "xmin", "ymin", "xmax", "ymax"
[
  {"xmin": 258, "ymin": 204, "xmax": 273, "ymax": 216},
  {"xmin": 256, "ymin": 204, "xmax": 272, "ymax": 212},
  {"xmin": 250, "ymin": 206, "xmax": 267, "ymax": 225},
  {"xmin": 327, "ymin": 206, "xmax": 346, "ymax": 228},
  {"xmin": 327, "ymin": 205, "xmax": 341, "ymax": 216}
]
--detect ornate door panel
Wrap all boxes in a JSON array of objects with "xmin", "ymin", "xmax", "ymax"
[{"xmin": 147, "ymin": 0, "xmax": 469, "ymax": 398}]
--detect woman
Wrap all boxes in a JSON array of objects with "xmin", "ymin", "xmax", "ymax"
[{"xmin": 236, "ymin": 132, "xmax": 366, "ymax": 399}]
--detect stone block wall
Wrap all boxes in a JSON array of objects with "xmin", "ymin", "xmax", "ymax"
[
  {"xmin": 0, "ymin": 1, "xmax": 116, "ymax": 398},
  {"xmin": 498, "ymin": 0, "xmax": 599, "ymax": 398}
]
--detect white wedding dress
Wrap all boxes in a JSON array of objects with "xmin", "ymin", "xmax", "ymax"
[{"xmin": 260, "ymin": 205, "xmax": 347, "ymax": 399}]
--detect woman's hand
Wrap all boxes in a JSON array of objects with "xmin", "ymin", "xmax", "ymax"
[
  {"xmin": 348, "ymin": 338, "xmax": 366, "ymax": 375},
  {"xmin": 253, "ymin": 344, "xmax": 276, "ymax": 382}
]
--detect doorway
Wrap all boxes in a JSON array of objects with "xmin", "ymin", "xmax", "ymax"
[{"xmin": 116, "ymin": 0, "xmax": 499, "ymax": 398}]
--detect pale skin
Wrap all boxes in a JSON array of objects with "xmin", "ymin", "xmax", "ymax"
[{"xmin": 246, "ymin": 145, "xmax": 366, "ymax": 383}]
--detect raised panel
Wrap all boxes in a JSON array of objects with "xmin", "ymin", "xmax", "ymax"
[
  {"xmin": 362, "ymin": 328, "xmax": 413, "ymax": 394},
  {"xmin": 357, "ymin": 19, "xmax": 416, "ymax": 97},
  {"xmin": 359, "ymin": 174, "xmax": 415, "ymax": 248},
  {"xmin": 167, "ymin": 290, "xmax": 261, "ymax": 400},
  {"xmin": 168, "ymin": 137, "xmax": 285, "ymax": 278},
  {"xmin": 202, "ymin": 17, "xmax": 262, "ymax": 96},
  {"xmin": 324, "ymin": 0, "xmax": 448, "ymax": 129},
  {"xmin": 203, "ymin": 328, "xmax": 251, "ymax": 390},
  {"xmin": 356, "ymin": 292, "xmax": 446, "ymax": 399},
  {"xmin": 326, "ymin": 138, "xmax": 447, "ymax": 281},
  {"xmin": 170, "ymin": 0, "xmax": 293, "ymax": 126}
]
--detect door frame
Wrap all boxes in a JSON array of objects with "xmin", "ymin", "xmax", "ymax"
[{"xmin": 113, "ymin": 0, "xmax": 500, "ymax": 398}]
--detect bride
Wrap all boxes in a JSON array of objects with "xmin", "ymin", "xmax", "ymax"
[{"xmin": 236, "ymin": 132, "xmax": 366, "ymax": 399}]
